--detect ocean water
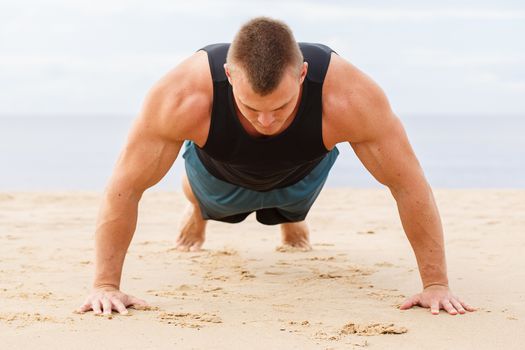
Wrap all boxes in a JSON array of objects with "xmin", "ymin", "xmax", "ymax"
[{"xmin": 0, "ymin": 114, "xmax": 523, "ymax": 190}]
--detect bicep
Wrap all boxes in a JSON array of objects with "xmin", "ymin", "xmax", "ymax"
[
  {"xmin": 102, "ymin": 51, "xmax": 209, "ymax": 197},
  {"xmin": 350, "ymin": 115, "xmax": 426, "ymax": 191},
  {"xmin": 108, "ymin": 117, "xmax": 183, "ymax": 195}
]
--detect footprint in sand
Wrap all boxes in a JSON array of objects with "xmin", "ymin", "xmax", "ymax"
[
  {"xmin": 264, "ymin": 270, "xmax": 285, "ymax": 275},
  {"xmin": 275, "ymin": 245, "xmax": 311, "ymax": 253},
  {"xmin": 339, "ymin": 322, "xmax": 408, "ymax": 336},
  {"xmin": 158, "ymin": 312, "xmax": 222, "ymax": 328},
  {"xmin": 0, "ymin": 312, "xmax": 59, "ymax": 327},
  {"xmin": 305, "ymin": 256, "xmax": 337, "ymax": 262},
  {"xmin": 209, "ymin": 248, "xmax": 238, "ymax": 256},
  {"xmin": 312, "ymin": 321, "xmax": 407, "ymax": 341},
  {"xmin": 240, "ymin": 270, "xmax": 256, "ymax": 280}
]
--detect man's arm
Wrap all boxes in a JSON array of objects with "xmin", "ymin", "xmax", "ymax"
[
  {"xmin": 353, "ymin": 92, "xmax": 475, "ymax": 315},
  {"xmin": 77, "ymin": 52, "xmax": 212, "ymax": 315},
  {"xmin": 77, "ymin": 92, "xmax": 183, "ymax": 315},
  {"xmin": 324, "ymin": 55, "xmax": 475, "ymax": 315},
  {"xmin": 351, "ymin": 113, "xmax": 449, "ymax": 286},
  {"xmin": 93, "ymin": 115, "xmax": 183, "ymax": 292}
]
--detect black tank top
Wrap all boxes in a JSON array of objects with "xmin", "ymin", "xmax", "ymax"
[{"xmin": 195, "ymin": 42, "xmax": 335, "ymax": 192}]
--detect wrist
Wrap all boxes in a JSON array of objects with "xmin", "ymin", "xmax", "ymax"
[
  {"xmin": 420, "ymin": 266, "xmax": 448, "ymax": 289},
  {"xmin": 423, "ymin": 282, "xmax": 449, "ymax": 289},
  {"xmin": 93, "ymin": 282, "xmax": 120, "ymax": 291}
]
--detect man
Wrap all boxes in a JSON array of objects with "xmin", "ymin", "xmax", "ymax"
[{"xmin": 77, "ymin": 17, "xmax": 475, "ymax": 317}]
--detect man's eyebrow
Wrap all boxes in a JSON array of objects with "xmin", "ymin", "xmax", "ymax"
[{"xmin": 241, "ymin": 98, "xmax": 292, "ymax": 112}]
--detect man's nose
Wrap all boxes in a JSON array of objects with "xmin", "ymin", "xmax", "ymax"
[{"xmin": 257, "ymin": 113, "xmax": 275, "ymax": 127}]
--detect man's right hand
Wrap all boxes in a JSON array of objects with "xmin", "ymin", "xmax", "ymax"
[{"xmin": 76, "ymin": 287, "xmax": 149, "ymax": 315}]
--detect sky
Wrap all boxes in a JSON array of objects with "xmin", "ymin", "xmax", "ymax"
[{"xmin": 1, "ymin": 0, "xmax": 524, "ymax": 117}]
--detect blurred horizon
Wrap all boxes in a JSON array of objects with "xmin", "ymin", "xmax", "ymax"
[{"xmin": 1, "ymin": 113, "xmax": 523, "ymax": 190}]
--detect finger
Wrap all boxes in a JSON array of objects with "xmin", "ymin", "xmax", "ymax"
[
  {"xmin": 399, "ymin": 295, "xmax": 419, "ymax": 310},
  {"xmin": 111, "ymin": 298, "xmax": 128, "ymax": 315},
  {"xmin": 92, "ymin": 299, "xmax": 102, "ymax": 314},
  {"xmin": 129, "ymin": 296, "xmax": 149, "ymax": 307},
  {"xmin": 442, "ymin": 300, "xmax": 458, "ymax": 315},
  {"xmin": 458, "ymin": 298, "xmax": 477, "ymax": 312},
  {"xmin": 101, "ymin": 297, "xmax": 112, "ymax": 315},
  {"xmin": 430, "ymin": 300, "xmax": 440, "ymax": 315},
  {"xmin": 458, "ymin": 298, "xmax": 477, "ymax": 311},
  {"xmin": 77, "ymin": 302, "xmax": 92, "ymax": 313},
  {"xmin": 450, "ymin": 298, "xmax": 466, "ymax": 314}
]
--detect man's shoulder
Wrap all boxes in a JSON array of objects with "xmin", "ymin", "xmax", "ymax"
[
  {"xmin": 322, "ymin": 53, "xmax": 395, "ymax": 146},
  {"xmin": 142, "ymin": 51, "xmax": 213, "ymax": 142}
]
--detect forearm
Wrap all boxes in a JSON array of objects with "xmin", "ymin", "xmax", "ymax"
[
  {"xmin": 93, "ymin": 188, "xmax": 141, "ymax": 290},
  {"xmin": 391, "ymin": 182, "xmax": 448, "ymax": 288}
]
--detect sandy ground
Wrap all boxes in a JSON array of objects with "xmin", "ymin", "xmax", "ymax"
[{"xmin": 0, "ymin": 188, "xmax": 524, "ymax": 349}]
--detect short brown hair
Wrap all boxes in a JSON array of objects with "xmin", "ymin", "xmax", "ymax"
[{"xmin": 227, "ymin": 17, "xmax": 303, "ymax": 96}]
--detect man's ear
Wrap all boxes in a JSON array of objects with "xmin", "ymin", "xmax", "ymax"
[
  {"xmin": 224, "ymin": 63, "xmax": 233, "ymax": 85},
  {"xmin": 299, "ymin": 62, "xmax": 308, "ymax": 84}
]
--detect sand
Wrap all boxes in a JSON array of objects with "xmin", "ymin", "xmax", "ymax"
[{"xmin": 0, "ymin": 189, "xmax": 524, "ymax": 349}]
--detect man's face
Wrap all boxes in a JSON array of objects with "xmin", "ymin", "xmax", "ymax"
[{"xmin": 225, "ymin": 63, "xmax": 308, "ymax": 136}]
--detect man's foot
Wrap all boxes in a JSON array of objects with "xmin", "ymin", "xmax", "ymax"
[
  {"xmin": 175, "ymin": 204, "xmax": 207, "ymax": 252},
  {"xmin": 278, "ymin": 221, "xmax": 312, "ymax": 252}
]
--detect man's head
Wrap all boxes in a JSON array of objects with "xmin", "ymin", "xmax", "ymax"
[{"xmin": 224, "ymin": 17, "xmax": 308, "ymax": 135}]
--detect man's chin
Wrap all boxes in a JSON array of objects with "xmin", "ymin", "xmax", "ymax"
[
  {"xmin": 256, "ymin": 125, "xmax": 280, "ymax": 136},
  {"xmin": 258, "ymin": 130, "xmax": 273, "ymax": 135}
]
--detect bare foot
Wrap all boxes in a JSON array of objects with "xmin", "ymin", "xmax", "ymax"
[
  {"xmin": 175, "ymin": 204, "xmax": 207, "ymax": 252},
  {"xmin": 278, "ymin": 221, "xmax": 312, "ymax": 252}
]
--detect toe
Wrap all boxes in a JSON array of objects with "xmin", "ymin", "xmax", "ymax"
[
  {"xmin": 189, "ymin": 242, "xmax": 203, "ymax": 252},
  {"xmin": 175, "ymin": 243, "xmax": 190, "ymax": 252}
]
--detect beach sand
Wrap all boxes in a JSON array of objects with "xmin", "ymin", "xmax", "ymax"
[{"xmin": 0, "ymin": 189, "xmax": 524, "ymax": 349}]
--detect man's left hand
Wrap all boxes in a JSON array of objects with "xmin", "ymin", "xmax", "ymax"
[{"xmin": 399, "ymin": 285, "xmax": 476, "ymax": 315}]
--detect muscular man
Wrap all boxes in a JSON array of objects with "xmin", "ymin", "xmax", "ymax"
[{"xmin": 77, "ymin": 17, "xmax": 475, "ymax": 317}]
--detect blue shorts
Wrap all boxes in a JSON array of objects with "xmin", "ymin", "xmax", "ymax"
[{"xmin": 182, "ymin": 141, "xmax": 339, "ymax": 225}]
